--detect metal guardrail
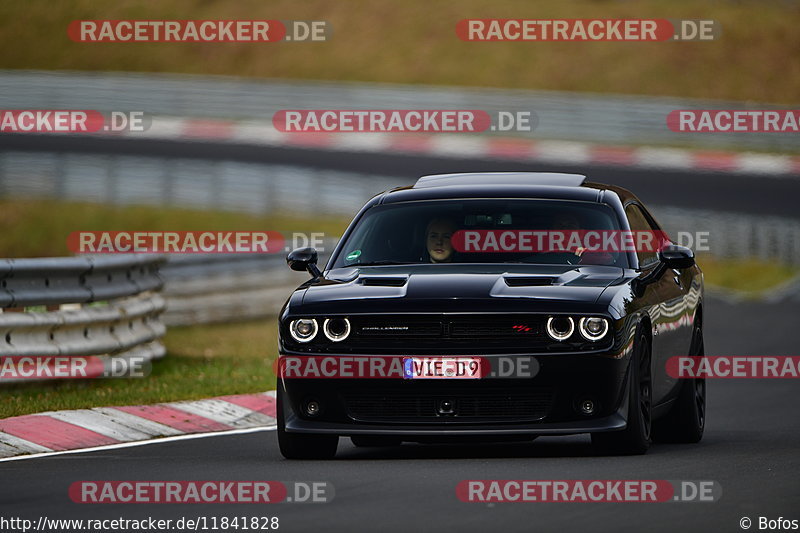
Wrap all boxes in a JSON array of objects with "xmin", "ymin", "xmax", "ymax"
[
  {"xmin": 0, "ymin": 70, "xmax": 797, "ymax": 153},
  {"xmin": 2, "ymin": 149, "xmax": 798, "ymax": 266},
  {"xmin": 160, "ymin": 254, "xmax": 300, "ymax": 325},
  {"xmin": 0, "ymin": 254, "xmax": 162, "ymax": 307},
  {"xmin": 0, "ymin": 209, "xmax": 798, "ymax": 383},
  {"xmin": 0, "ymin": 294, "xmax": 165, "ymax": 357},
  {"xmin": 0, "ymin": 151, "xmax": 396, "ymax": 217},
  {"xmin": 655, "ymin": 207, "xmax": 800, "ymax": 267},
  {"xmin": 0, "ymin": 255, "xmax": 167, "ymax": 382},
  {"xmin": 160, "ymin": 244, "xmax": 335, "ymax": 326}
]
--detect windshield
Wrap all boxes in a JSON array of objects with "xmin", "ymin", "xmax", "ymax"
[{"xmin": 331, "ymin": 199, "xmax": 628, "ymax": 268}]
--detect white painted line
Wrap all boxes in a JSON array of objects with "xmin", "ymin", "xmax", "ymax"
[
  {"xmin": 92, "ymin": 407, "xmax": 184, "ymax": 437},
  {"xmin": 139, "ymin": 117, "xmax": 188, "ymax": 139},
  {"xmin": 0, "ymin": 431, "xmax": 53, "ymax": 457},
  {"xmin": 170, "ymin": 399, "xmax": 276, "ymax": 428},
  {"xmin": 736, "ymin": 153, "xmax": 793, "ymax": 176},
  {"xmin": 0, "ymin": 426, "xmax": 276, "ymax": 463},
  {"xmin": 122, "ymin": 115, "xmax": 800, "ymax": 177},
  {"xmin": 330, "ymin": 132, "xmax": 392, "ymax": 152},
  {"xmin": 634, "ymin": 147, "xmax": 693, "ymax": 170},
  {"xmin": 233, "ymin": 122, "xmax": 288, "ymax": 145},
  {"xmin": 43, "ymin": 410, "xmax": 153, "ymax": 441},
  {"xmin": 428, "ymin": 136, "xmax": 490, "ymax": 158},
  {"xmin": 533, "ymin": 140, "xmax": 591, "ymax": 164}
]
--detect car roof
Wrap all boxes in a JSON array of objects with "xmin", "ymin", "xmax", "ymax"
[
  {"xmin": 414, "ymin": 172, "xmax": 587, "ymax": 188},
  {"xmin": 377, "ymin": 172, "xmax": 638, "ymax": 205}
]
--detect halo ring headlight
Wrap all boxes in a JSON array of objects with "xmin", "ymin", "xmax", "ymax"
[
  {"xmin": 579, "ymin": 317, "xmax": 609, "ymax": 341},
  {"xmin": 323, "ymin": 317, "xmax": 351, "ymax": 342},
  {"xmin": 290, "ymin": 318, "xmax": 318, "ymax": 343},
  {"xmin": 546, "ymin": 316, "xmax": 575, "ymax": 341}
]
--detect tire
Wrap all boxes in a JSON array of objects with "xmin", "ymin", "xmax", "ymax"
[
  {"xmin": 277, "ymin": 388, "xmax": 338, "ymax": 460},
  {"xmin": 351, "ymin": 436, "xmax": 402, "ymax": 447},
  {"xmin": 592, "ymin": 331, "xmax": 652, "ymax": 455},
  {"xmin": 652, "ymin": 325, "xmax": 706, "ymax": 444}
]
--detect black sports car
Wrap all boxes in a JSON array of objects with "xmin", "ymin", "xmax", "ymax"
[{"xmin": 277, "ymin": 172, "xmax": 705, "ymax": 459}]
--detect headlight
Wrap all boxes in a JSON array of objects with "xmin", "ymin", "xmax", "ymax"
[
  {"xmin": 579, "ymin": 317, "xmax": 609, "ymax": 341},
  {"xmin": 546, "ymin": 316, "xmax": 575, "ymax": 341},
  {"xmin": 323, "ymin": 317, "xmax": 351, "ymax": 342},
  {"xmin": 290, "ymin": 318, "xmax": 318, "ymax": 343}
]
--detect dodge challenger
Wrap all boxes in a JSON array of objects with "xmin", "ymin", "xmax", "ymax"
[{"xmin": 276, "ymin": 172, "xmax": 705, "ymax": 459}]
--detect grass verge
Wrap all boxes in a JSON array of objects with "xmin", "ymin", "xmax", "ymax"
[
  {"xmin": 1, "ymin": 200, "xmax": 797, "ymax": 418},
  {"xmin": 0, "ymin": 319, "xmax": 278, "ymax": 419},
  {"xmin": 0, "ymin": 199, "xmax": 350, "ymax": 258},
  {"xmin": 0, "ymin": 0, "xmax": 798, "ymax": 103},
  {"xmin": 697, "ymin": 254, "xmax": 800, "ymax": 297}
]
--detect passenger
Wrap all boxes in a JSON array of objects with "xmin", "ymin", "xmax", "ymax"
[
  {"xmin": 426, "ymin": 218, "xmax": 457, "ymax": 263},
  {"xmin": 551, "ymin": 213, "xmax": 585, "ymax": 256},
  {"xmin": 551, "ymin": 213, "xmax": 614, "ymax": 265}
]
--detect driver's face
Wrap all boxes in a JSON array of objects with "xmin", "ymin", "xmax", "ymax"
[{"xmin": 427, "ymin": 221, "xmax": 455, "ymax": 263}]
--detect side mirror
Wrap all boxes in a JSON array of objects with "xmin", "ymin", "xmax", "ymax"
[
  {"xmin": 287, "ymin": 247, "xmax": 322, "ymax": 278},
  {"xmin": 659, "ymin": 244, "xmax": 695, "ymax": 270}
]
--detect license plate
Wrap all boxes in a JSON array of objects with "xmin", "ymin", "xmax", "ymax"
[{"xmin": 402, "ymin": 357, "xmax": 484, "ymax": 379}]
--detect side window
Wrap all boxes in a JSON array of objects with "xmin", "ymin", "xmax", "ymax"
[{"xmin": 625, "ymin": 204, "xmax": 659, "ymax": 268}]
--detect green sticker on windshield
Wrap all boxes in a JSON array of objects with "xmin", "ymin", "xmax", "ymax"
[{"xmin": 346, "ymin": 250, "xmax": 362, "ymax": 261}]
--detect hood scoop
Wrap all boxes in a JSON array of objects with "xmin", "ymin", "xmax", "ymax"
[
  {"xmin": 360, "ymin": 276, "xmax": 408, "ymax": 287},
  {"xmin": 504, "ymin": 276, "xmax": 556, "ymax": 287}
]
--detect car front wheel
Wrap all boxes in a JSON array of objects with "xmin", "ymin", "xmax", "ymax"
[
  {"xmin": 592, "ymin": 331, "xmax": 652, "ymax": 455},
  {"xmin": 653, "ymin": 324, "xmax": 705, "ymax": 443}
]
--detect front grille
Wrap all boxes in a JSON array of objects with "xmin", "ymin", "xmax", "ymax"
[
  {"xmin": 354, "ymin": 315, "xmax": 543, "ymax": 340},
  {"xmin": 449, "ymin": 317, "xmax": 541, "ymax": 338},
  {"xmin": 343, "ymin": 389, "xmax": 553, "ymax": 423},
  {"xmin": 357, "ymin": 318, "xmax": 441, "ymax": 337},
  {"xmin": 284, "ymin": 314, "xmax": 613, "ymax": 355}
]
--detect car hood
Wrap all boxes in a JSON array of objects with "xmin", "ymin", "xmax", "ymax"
[{"xmin": 297, "ymin": 264, "xmax": 624, "ymax": 312}]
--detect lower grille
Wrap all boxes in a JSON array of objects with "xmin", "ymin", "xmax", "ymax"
[{"xmin": 343, "ymin": 390, "xmax": 553, "ymax": 423}]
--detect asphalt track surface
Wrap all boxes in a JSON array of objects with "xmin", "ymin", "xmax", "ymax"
[
  {"xmin": 1, "ymin": 138, "xmax": 798, "ymax": 532},
  {"xmin": 1, "ymin": 291, "xmax": 799, "ymax": 533}
]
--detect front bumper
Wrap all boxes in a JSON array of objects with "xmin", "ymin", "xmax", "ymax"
[{"xmin": 278, "ymin": 352, "xmax": 633, "ymax": 437}]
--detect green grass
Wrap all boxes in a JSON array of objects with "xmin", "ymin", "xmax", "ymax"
[
  {"xmin": 0, "ymin": 320, "xmax": 278, "ymax": 419},
  {"xmin": 0, "ymin": 200, "xmax": 797, "ymax": 418},
  {"xmin": 0, "ymin": 199, "xmax": 350, "ymax": 258},
  {"xmin": 0, "ymin": 199, "xmax": 348, "ymax": 418},
  {"xmin": 0, "ymin": 0, "xmax": 798, "ymax": 103},
  {"xmin": 696, "ymin": 254, "xmax": 800, "ymax": 297}
]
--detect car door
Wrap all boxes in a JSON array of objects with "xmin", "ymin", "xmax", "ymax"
[{"xmin": 625, "ymin": 203, "xmax": 690, "ymax": 404}]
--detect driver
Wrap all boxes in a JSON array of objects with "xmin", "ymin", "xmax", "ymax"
[
  {"xmin": 426, "ymin": 218, "xmax": 457, "ymax": 263},
  {"xmin": 551, "ymin": 213, "xmax": 614, "ymax": 265}
]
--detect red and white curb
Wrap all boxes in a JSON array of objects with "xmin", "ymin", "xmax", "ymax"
[
  {"xmin": 0, "ymin": 391, "xmax": 276, "ymax": 459},
  {"xmin": 97, "ymin": 116, "xmax": 800, "ymax": 177}
]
